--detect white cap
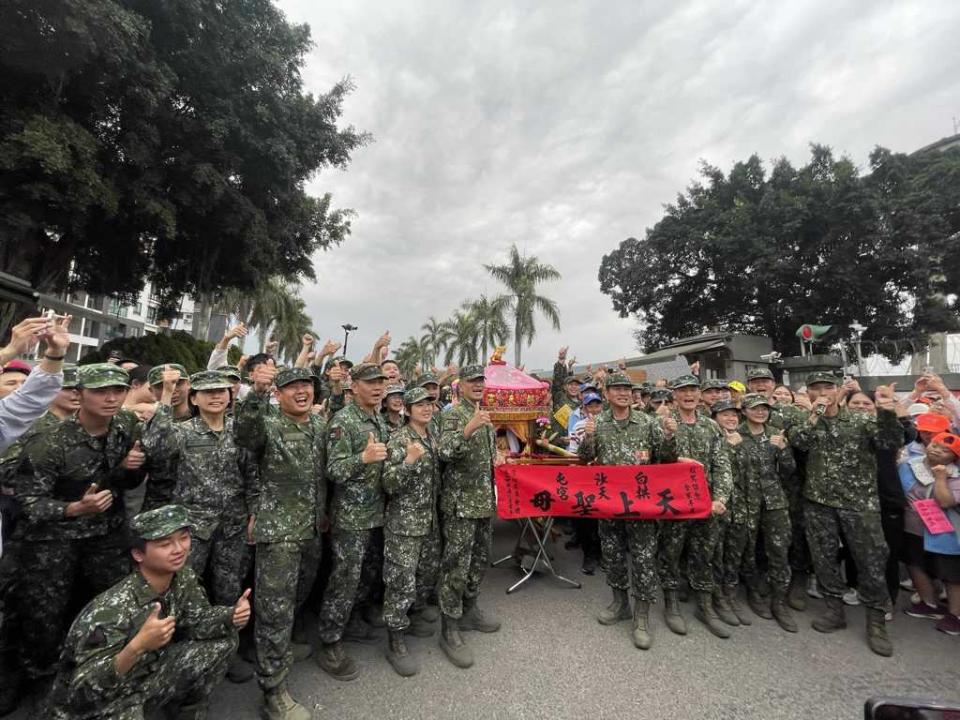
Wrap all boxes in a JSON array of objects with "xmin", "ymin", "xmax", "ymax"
[{"xmin": 908, "ymin": 403, "xmax": 929, "ymax": 417}]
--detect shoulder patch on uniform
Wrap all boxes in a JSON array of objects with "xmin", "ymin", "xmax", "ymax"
[
  {"xmin": 328, "ymin": 427, "xmax": 342, "ymax": 441},
  {"xmin": 84, "ymin": 626, "xmax": 107, "ymax": 648}
]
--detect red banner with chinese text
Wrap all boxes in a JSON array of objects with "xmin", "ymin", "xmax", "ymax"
[{"xmin": 495, "ymin": 463, "xmax": 712, "ymax": 520}]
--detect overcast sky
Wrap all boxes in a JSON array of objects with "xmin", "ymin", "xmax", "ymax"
[{"xmin": 278, "ymin": 0, "xmax": 960, "ymax": 370}]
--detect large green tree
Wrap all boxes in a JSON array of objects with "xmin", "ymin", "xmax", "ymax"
[
  {"xmin": 462, "ymin": 294, "xmax": 508, "ymax": 364},
  {"xmin": 598, "ymin": 144, "xmax": 960, "ymax": 358},
  {"xmin": 0, "ymin": 0, "xmax": 368, "ymax": 316}
]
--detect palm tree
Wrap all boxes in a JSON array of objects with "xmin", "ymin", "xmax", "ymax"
[
  {"xmin": 484, "ymin": 244, "xmax": 561, "ymax": 366},
  {"xmin": 463, "ymin": 294, "xmax": 509, "ymax": 363},
  {"xmin": 420, "ymin": 316, "xmax": 446, "ymax": 367},
  {"xmin": 215, "ymin": 277, "xmax": 314, "ymax": 360},
  {"xmin": 440, "ymin": 310, "xmax": 479, "ymax": 366},
  {"xmin": 394, "ymin": 335, "xmax": 432, "ymax": 378}
]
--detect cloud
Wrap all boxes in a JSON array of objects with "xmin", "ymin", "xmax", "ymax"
[{"xmin": 278, "ymin": 0, "xmax": 960, "ymax": 369}]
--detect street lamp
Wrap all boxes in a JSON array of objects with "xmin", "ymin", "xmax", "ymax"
[
  {"xmin": 849, "ymin": 322, "xmax": 866, "ymax": 376},
  {"xmin": 341, "ymin": 324, "xmax": 358, "ymax": 357}
]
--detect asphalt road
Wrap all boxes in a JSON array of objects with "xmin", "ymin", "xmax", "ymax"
[{"xmin": 17, "ymin": 520, "xmax": 960, "ymax": 719}]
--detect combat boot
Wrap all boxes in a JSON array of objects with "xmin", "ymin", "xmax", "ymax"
[
  {"xmin": 458, "ymin": 597, "xmax": 500, "ymax": 633},
  {"xmin": 631, "ymin": 601, "xmax": 652, "ymax": 650},
  {"xmin": 226, "ymin": 653, "xmax": 254, "ymax": 683},
  {"xmin": 662, "ymin": 590, "xmax": 687, "ymax": 635},
  {"xmin": 385, "ymin": 629, "xmax": 419, "ymax": 677},
  {"xmin": 866, "ymin": 608, "xmax": 893, "ymax": 657},
  {"xmin": 343, "ymin": 612, "xmax": 378, "ymax": 644},
  {"xmin": 747, "ymin": 586, "xmax": 773, "ymax": 619},
  {"xmin": 262, "ymin": 684, "xmax": 310, "ymax": 720},
  {"xmin": 407, "ymin": 609, "xmax": 436, "ymax": 638},
  {"xmin": 712, "ymin": 589, "xmax": 740, "ymax": 627},
  {"xmin": 418, "ymin": 604, "xmax": 440, "ymax": 622},
  {"xmin": 597, "ymin": 587, "xmax": 632, "ymax": 625},
  {"xmin": 316, "ymin": 641, "xmax": 359, "ymax": 681},
  {"xmin": 439, "ymin": 615, "xmax": 474, "ymax": 669},
  {"xmin": 694, "ymin": 591, "xmax": 731, "ymax": 639},
  {"xmin": 787, "ymin": 572, "xmax": 807, "ymax": 612},
  {"xmin": 291, "ymin": 642, "xmax": 313, "ymax": 662},
  {"xmin": 771, "ymin": 593, "xmax": 798, "ymax": 633},
  {"xmin": 811, "ymin": 596, "xmax": 847, "ymax": 633},
  {"xmin": 725, "ymin": 585, "xmax": 751, "ymax": 626}
]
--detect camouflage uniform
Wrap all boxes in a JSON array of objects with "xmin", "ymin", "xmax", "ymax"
[
  {"xmin": 16, "ymin": 364, "xmax": 143, "ymax": 680},
  {"xmin": 46, "ymin": 506, "xmax": 237, "ymax": 719},
  {"xmin": 549, "ymin": 360, "xmax": 580, "ymax": 442},
  {"xmin": 437, "ymin": 378, "xmax": 496, "ymax": 620},
  {"xmin": 141, "ymin": 364, "xmax": 191, "ymax": 512},
  {"xmin": 768, "ymin": 400, "xmax": 812, "ymax": 576},
  {"xmin": 788, "ymin": 396, "xmax": 903, "ymax": 611},
  {"xmin": 141, "ymin": 374, "xmax": 255, "ymax": 606},
  {"xmin": 318, "ymin": 368, "xmax": 389, "ymax": 644},
  {"xmin": 234, "ymin": 369, "xmax": 326, "ymax": 692},
  {"xmin": 382, "ymin": 402, "xmax": 441, "ymax": 631},
  {"xmin": 577, "ymin": 391, "xmax": 677, "ymax": 602}
]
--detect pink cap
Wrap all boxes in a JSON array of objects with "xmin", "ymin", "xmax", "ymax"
[{"xmin": 1, "ymin": 359, "xmax": 31, "ymax": 375}]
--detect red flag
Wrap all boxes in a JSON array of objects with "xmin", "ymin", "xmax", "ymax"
[{"xmin": 495, "ymin": 462, "xmax": 712, "ymax": 520}]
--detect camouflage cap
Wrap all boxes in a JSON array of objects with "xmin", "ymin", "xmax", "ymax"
[
  {"xmin": 189, "ymin": 370, "xmax": 233, "ymax": 391},
  {"xmin": 216, "ymin": 364, "xmax": 242, "ymax": 381},
  {"xmin": 564, "ymin": 374, "xmax": 581, "ymax": 385},
  {"xmin": 710, "ymin": 399, "xmax": 741, "ymax": 415},
  {"xmin": 701, "ymin": 378, "xmax": 731, "ymax": 391},
  {"xmin": 78, "ymin": 363, "xmax": 130, "ymax": 389},
  {"xmin": 806, "ymin": 371, "xmax": 840, "ymax": 386},
  {"xmin": 605, "ymin": 371, "xmax": 633, "ymax": 388},
  {"xmin": 384, "ymin": 384, "xmax": 405, "ymax": 397},
  {"xmin": 147, "ymin": 363, "xmax": 188, "ymax": 386},
  {"xmin": 329, "ymin": 356, "xmax": 353, "ymax": 369},
  {"xmin": 403, "ymin": 387, "xmax": 432, "ymax": 406},
  {"xmin": 650, "ymin": 388, "xmax": 672, "ymax": 402},
  {"xmin": 412, "ymin": 372, "xmax": 439, "ymax": 388},
  {"xmin": 276, "ymin": 367, "xmax": 318, "ymax": 388},
  {"xmin": 741, "ymin": 393, "xmax": 773, "ymax": 410},
  {"xmin": 668, "ymin": 374, "xmax": 700, "ymax": 390},
  {"xmin": 746, "ymin": 367, "xmax": 775, "ymax": 381},
  {"xmin": 458, "ymin": 364, "xmax": 486, "ymax": 381},
  {"xmin": 130, "ymin": 504, "xmax": 191, "ymax": 541},
  {"xmin": 350, "ymin": 362, "xmax": 387, "ymax": 382},
  {"xmin": 62, "ymin": 364, "xmax": 79, "ymax": 389},
  {"xmin": 637, "ymin": 382, "xmax": 653, "ymax": 394}
]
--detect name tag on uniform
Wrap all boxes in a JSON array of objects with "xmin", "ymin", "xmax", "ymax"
[
  {"xmin": 185, "ymin": 439, "xmax": 218, "ymax": 449},
  {"xmin": 281, "ymin": 432, "xmax": 308, "ymax": 443}
]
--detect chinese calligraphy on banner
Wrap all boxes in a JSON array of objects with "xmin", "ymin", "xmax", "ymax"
[{"xmin": 495, "ymin": 462, "xmax": 712, "ymax": 520}]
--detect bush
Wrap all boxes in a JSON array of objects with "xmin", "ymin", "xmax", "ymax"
[{"xmin": 80, "ymin": 331, "xmax": 215, "ymax": 373}]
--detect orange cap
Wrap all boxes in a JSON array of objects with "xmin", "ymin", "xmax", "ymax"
[
  {"xmin": 931, "ymin": 432, "xmax": 960, "ymax": 457},
  {"xmin": 916, "ymin": 413, "xmax": 951, "ymax": 434}
]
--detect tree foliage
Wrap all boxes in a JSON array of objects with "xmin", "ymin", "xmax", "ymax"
[
  {"xmin": 0, "ymin": 0, "xmax": 369, "ymax": 314},
  {"xmin": 81, "ymin": 330, "xmax": 215, "ymax": 372},
  {"xmin": 598, "ymin": 144, "xmax": 960, "ymax": 359}
]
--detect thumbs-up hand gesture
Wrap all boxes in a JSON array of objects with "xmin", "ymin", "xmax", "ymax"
[
  {"xmin": 133, "ymin": 603, "xmax": 176, "ymax": 653},
  {"xmin": 71, "ymin": 483, "xmax": 113, "ymax": 516},
  {"xmin": 122, "ymin": 441, "xmax": 146, "ymax": 470},
  {"xmin": 725, "ymin": 430, "xmax": 742, "ymax": 446},
  {"xmin": 252, "ymin": 363, "xmax": 277, "ymax": 394},
  {"xmin": 464, "ymin": 404, "xmax": 492, "ymax": 437},
  {"xmin": 660, "ymin": 415, "xmax": 678, "ymax": 439},
  {"xmin": 233, "ymin": 589, "xmax": 252, "ymax": 629},
  {"xmin": 584, "ymin": 417, "xmax": 597, "ymax": 436},
  {"xmin": 404, "ymin": 439, "xmax": 426, "ymax": 465},
  {"xmin": 655, "ymin": 403, "xmax": 672, "ymax": 418},
  {"xmin": 769, "ymin": 433, "xmax": 787, "ymax": 450},
  {"xmin": 361, "ymin": 433, "xmax": 388, "ymax": 464}
]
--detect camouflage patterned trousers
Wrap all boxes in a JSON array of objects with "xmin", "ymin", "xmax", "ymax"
[
  {"xmin": 382, "ymin": 528, "xmax": 442, "ymax": 631},
  {"xmin": 47, "ymin": 633, "xmax": 237, "ymax": 719},
  {"xmin": 598, "ymin": 519, "xmax": 660, "ymax": 602},
  {"xmin": 438, "ymin": 516, "xmax": 491, "ymax": 619},
  {"xmin": 658, "ymin": 517, "xmax": 720, "ymax": 593},
  {"xmin": 804, "ymin": 500, "xmax": 890, "ymax": 611},
  {"xmin": 18, "ymin": 533, "xmax": 130, "ymax": 680},
  {"xmin": 785, "ymin": 475, "xmax": 812, "ymax": 574},
  {"xmin": 254, "ymin": 537, "xmax": 321, "ymax": 692},
  {"xmin": 723, "ymin": 508, "xmax": 792, "ymax": 593},
  {"xmin": 189, "ymin": 524, "xmax": 249, "ymax": 607},
  {"xmin": 318, "ymin": 528, "xmax": 380, "ymax": 643}
]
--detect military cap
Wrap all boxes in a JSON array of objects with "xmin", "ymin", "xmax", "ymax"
[
  {"xmin": 806, "ymin": 371, "xmax": 840, "ymax": 386},
  {"xmin": 701, "ymin": 378, "xmax": 731, "ymax": 391},
  {"xmin": 403, "ymin": 387, "xmax": 431, "ymax": 406},
  {"xmin": 147, "ymin": 363, "xmax": 188, "ymax": 386},
  {"xmin": 650, "ymin": 388, "xmax": 672, "ymax": 402},
  {"xmin": 350, "ymin": 362, "xmax": 387, "ymax": 382},
  {"xmin": 78, "ymin": 363, "xmax": 130, "ymax": 389},
  {"xmin": 189, "ymin": 370, "xmax": 233, "ymax": 391},
  {"xmin": 412, "ymin": 372, "xmax": 440, "ymax": 388},
  {"xmin": 62, "ymin": 364, "xmax": 79, "ymax": 389},
  {"xmin": 458, "ymin": 364, "xmax": 486, "ymax": 381},
  {"xmin": 637, "ymin": 382, "xmax": 653, "ymax": 394},
  {"xmin": 384, "ymin": 384, "xmax": 405, "ymax": 397},
  {"xmin": 668, "ymin": 374, "xmax": 700, "ymax": 390},
  {"xmin": 741, "ymin": 393, "xmax": 773, "ymax": 410},
  {"xmin": 605, "ymin": 371, "xmax": 633, "ymax": 388},
  {"xmin": 710, "ymin": 399, "xmax": 741, "ymax": 415},
  {"xmin": 276, "ymin": 367, "xmax": 318, "ymax": 388},
  {"xmin": 746, "ymin": 368, "xmax": 775, "ymax": 381},
  {"xmin": 130, "ymin": 504, "xmax": 191, "ymax": 540},
  {"xmin": 329, "ymin": 356, "xmax": 354, "ymax": 369},
  {"xmin": 564, "ymin": 375, "xmax": 581, "ymax": 385},
  {"xmin": 216, "ymin": 364, "xmax": 242, "ymax": 381}
]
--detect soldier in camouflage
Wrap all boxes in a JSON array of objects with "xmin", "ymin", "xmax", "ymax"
[
  {"xmin": 658, "ymin": 374, "xmax": 734, "ymax": 639},
  {"xmin": 317, "ymin": 362, "xmax": 390, "ymax": 681},
  {"xmin": 788, "ymin": 371, "xmax": 903, "ymax": 656},
  {"xmin": 721, "ymin": 394, "xmax": 798, "ymax": 632},
  {"xmin": 142, "ymin": 363, "xmax": 191, "ymax": 511},
  {"xmin": 700, "ymin": 379, "xmax": 732, "ymax": 414},
  {"xmin": 380, "ymin": 387, "xmax": 442, "ymax": 676},
  {"xmin": 234, "ymin": 365, "xmax": 326, "ymax": 719},
  {"xmin": 45, "ymin": 505, "xmax": 249, "ymax": 720},
  {"xmin": 578, "ymin": 371, "xmax": 678, "ymax": 650},
  {"xmin": 647, "ymin": 388, "xmax": 672, "ymax": 415},
  {"xmin": 382, "ymin": 384, "xmax": 406, "ymax": 435},
  {"xmin": 549, "ymin": 347, "xmax": 580, "ymax": 444},
  {"xmin": 141, "ymin": 369, "xmax": 256, "ymax": 682},
  {"xmin": 436, "ymin": 364, "xmax": 499, "ymax": 669},
  {"xmin": 16, "ymin": 363, "xmax": 146, "ymax": 686}
]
